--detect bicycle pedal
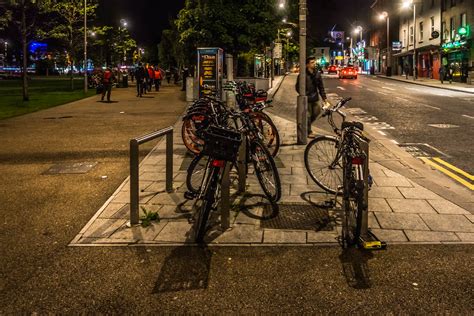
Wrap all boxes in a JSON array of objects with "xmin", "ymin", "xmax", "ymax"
[{"xmin": 184, "ymin": 191, "xmax": 197, "ymax": 200}]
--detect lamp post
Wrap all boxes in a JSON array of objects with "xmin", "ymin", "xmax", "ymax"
[
  {"xmin": 379, "ymin": 11, "xmax": 391, "ymax": 76},
  {"xmin": 403, "ymin": 0, "xmax": 416, "ymax": 80},
  {"xmin": 83, "ymin": 0, "xmax": 87, "ymax": 93},
  {"xmin": 119, "ymin": 19, "xmax": 128, "ymax": 65},
  {"xmin": 347, "ymin": 37, "xmax": 353, "ymax": 64},
  {"xmin": 297, "ymin": 0, "xmax": 307, "ymax": 144}
]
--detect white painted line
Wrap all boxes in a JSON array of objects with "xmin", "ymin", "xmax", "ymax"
[
  {"xmin": 336, "ymin": 86, "xmax": 346, "ymax": 90},
  {"xmin": 396, "ymin": 96, "xmax": 408, "ymax": 102},
  {"xmin": 382, "ymin": 86, "xmax": 396, "ymax": 91},
  {"xmin": 419, "ymin": 103, "xmax": 441, "ymax": 110},
  {"xmin": 391, "ymin": 139, "xmax": 399, "ymax": 145},
  {"xmin": 462, "ymin": 114, "xmax": 474, "ymax": 119},
  {"xmin": 377, "ymin": 91, "xmax": 388, "ymax": 95},
  {"xmin": 378, "ymin": 131, "xmax": 386, "ymax": 136}
]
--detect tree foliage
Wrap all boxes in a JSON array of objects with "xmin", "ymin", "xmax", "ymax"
[{"xmin": 174, "ymin": 0, "xmax": 284, "ymax": 68}]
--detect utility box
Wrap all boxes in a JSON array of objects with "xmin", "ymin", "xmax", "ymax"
[{"xmin": 197, "ymin": 47, "xmax": 224, "ymax": 99}]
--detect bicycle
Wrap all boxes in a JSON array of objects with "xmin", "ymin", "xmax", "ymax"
[
  {"xmin": 188, "ymin": 125, "xmax": 242, "ymax": 243},
  {"xmin": 304, "ymin": 97, "xmax": 385, "ymax": 249},
  {"xmin": 186, "ymin": 109, "xmax": 281, "ymax": 204}
]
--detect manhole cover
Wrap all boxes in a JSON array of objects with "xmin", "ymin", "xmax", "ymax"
[
  {"xmin": 43, "ymin": 162, "xmax": 98, "ymax": 174},
  {"xmin": 427, "ymin": 123, "xmax": 459, "ymax": 129},
  {"xmin": 261, "ymin": 203, "xmax": 333, "ymax": 231}
]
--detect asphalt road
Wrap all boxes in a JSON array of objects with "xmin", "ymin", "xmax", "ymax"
[
  {"xmin": 0, "ymin": 83, "xmax": 473, "ymax": 313},
  {"xmin": 322, "ymin": 74, "xmax": 474, "ymax": 175}
]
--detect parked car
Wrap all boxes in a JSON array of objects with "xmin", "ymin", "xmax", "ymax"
[
  {"xmin": 338, "ymin": 66, "xmax": 358, "ymax": 79},
  {"xmin": 327, "ymin": 65, "xmax": 338, "ymax": 74}
]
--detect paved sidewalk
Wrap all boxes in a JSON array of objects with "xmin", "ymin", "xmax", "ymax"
[
  {"xmin": 375, "ymin": 74, "xmax": 474, "ymax": 94},
  {"xmin": 70, "ymin": 82, "xmax": 474, "ymax": 246}
]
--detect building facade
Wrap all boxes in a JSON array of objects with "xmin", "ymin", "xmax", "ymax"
[{"xmin": 371, "ymin": 0, "xmax": 473, "ymax": 83}]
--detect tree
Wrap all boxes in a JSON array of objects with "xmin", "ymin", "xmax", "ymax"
[
  {"xmin": 175, "ymin": 0, "xmax": 283, "ymax": 73},
  {"xmin": 38, "ymin": 0, "xmax": 98, "ymax": 90},
  {"xmin": 1, "ymin": 0, "xmax": 45, "ymax": 101}
]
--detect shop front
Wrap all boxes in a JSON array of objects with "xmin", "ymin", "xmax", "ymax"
[
  {"xmin": 416, "ymin": 47, "xmax": 440, "ymax": 79},
  {"xmin": 441, "ymin": 39, "xmax": 471, "ymax": 83}
]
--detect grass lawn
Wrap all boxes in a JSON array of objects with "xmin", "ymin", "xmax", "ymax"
[{"xmin": 0, "ymin": 77, "xmax": 96, "ymax": 120}]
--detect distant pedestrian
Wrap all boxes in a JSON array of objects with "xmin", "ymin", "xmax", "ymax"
[
  {"xmin": 404, "ymin": 63, "xmax": 410, "ymax": 79},
  {"xmin": 147, "ymin": 65, "xmax": 154, "ymax": 92},
  {"xmin": 181, "ymin": 66, "xmax": 189, "ymax": 91},
  {"xmin": 173, "ymin": 68, "xmax": 179, "ymax": 85},
  {"xmin": 439, "ymin": 66, "xmax": 445, "ymax": 84},
  {"xmin": 154, "ymin": 67, "xmax": 163, "ymax": 91},
  {"xmin": 295, "ymin": 56, "xmax": 329, "ymax": 138},
  {"xmin": 101, "ymin": 67, "xmax": 115, "ymax": 102},
  {"xmin": 165, "ymin": 69, "xmax": 171, "ymax": 84},
  {"xmin": 448, "ymin": 64, "xmax": 454, "ymax": 84},
  {"xmin": 134, "ymin": 63, "xmax": 146, "ymax": 97}
]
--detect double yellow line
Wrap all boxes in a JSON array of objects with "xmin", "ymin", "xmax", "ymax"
[{"xmin": 420, "ymin": 157, "xmax": 474, "ymax": 190}]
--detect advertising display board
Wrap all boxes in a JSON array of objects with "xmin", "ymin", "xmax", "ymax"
[{"xmin": 197, "ymin": 47, "xmax": 224, "ymax": 98}]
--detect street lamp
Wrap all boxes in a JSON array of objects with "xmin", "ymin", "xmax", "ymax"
[
  {"xmin": 347, "ymin": 36, "xmax": 353, "ymax": 64},
  {"xmin": 84, "ymin": 0, "xmax": 87, "ymax": 93},
  {"xmin": 297, "ymin": 0, "xmax": 307, "ymax": 144},
  {"xmin": 379, "ymin": 11, "xmax": 391, "ymax": 76},
  {"xmin": 119, "ymin": 19, "xmax": 128, "ymax": 64},
  {"xmin": 403, "ymin": 0, "xmax": 416, "ymax": 80}
]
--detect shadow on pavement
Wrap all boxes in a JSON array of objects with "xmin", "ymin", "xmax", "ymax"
[
  {"xmin": 238, "ymin": 193, "xmax": 280, "ymax": 220},
  {"xmin": 339, "ymin": 248, "xmax": 374, "ymax": 289},
  {"xmin": 152, "ymin": 246, "xmax": 212, "ymax": 293}
]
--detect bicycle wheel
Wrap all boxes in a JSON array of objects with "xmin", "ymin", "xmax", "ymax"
[
  {"xmin": 194, "ymin": 166, "xmax": 220, "ymax": 243},
  {"xmin": 304, "ymin": 135, "xmax": 342, "ymax": 194},
  {"xmin": 181, "ymin": 117, "xmax": 205, "ymax": 154},
  {"xmin": 251, "ymin": 140, "xmax": 281, "ymax": 202},
  {"xmin": 342, "ymin": 165, "xmax": 364, "ymax": 248},
  {"xmin": 186, "ymin": 154, "xmax": 210, "ymax": 194},
  {"xmin": 250, "ymin": 112, "xmax": 280, "ymax": 157}
]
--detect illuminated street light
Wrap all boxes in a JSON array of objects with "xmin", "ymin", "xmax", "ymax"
[
  {"xmin": 402, "ymin": 0, "xmax": 417, "ymax": 80},
  {"xmin": 378, "ymin": 11, "xmax": 391, "ymax": 76}
]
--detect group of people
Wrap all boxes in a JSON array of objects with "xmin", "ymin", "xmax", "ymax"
[{"xmin": 133, "ymin": 63, "xmax": 164, "ymax": 97}]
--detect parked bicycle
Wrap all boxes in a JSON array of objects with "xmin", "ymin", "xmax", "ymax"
[{"xmin": 304, "ymin": 97, "xmax": 385, "ymax": 249}]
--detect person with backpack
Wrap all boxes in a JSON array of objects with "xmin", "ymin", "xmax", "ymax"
[
  {"xmin": 295, "ymin": 56, "xmax": 329, "ymax": 138},
  {"xmin": 101, "ymin": 67, "xmax": 115, "ymax": 102}
]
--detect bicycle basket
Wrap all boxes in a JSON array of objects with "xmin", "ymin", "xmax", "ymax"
[{"xmin": 201, "ymin": 126, "xmax": 242, "ymax": 161}]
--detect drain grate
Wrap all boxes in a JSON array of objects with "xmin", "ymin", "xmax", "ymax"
[
  {"xmin": 261, "ymin": 203, "xmax": 334, "ymax": 231},
  {"xmin": 43, "ymin": 162, "xmax": 97, "ymax": 174}
]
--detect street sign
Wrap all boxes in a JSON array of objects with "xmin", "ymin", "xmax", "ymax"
[
  {"xmin": 392, "ymin": 41, "xmax": 402, "ymax": 51},
  {"xmin": 273, "ymin": 43, "xmax": 282, "ymax": 59},
  {"xmin": 431, "ymin": 30, "xmax": 440, "ymax": 38},
  {"xmin": 197, "ymin": 47, "xmax": 223, "ymax": 98}
]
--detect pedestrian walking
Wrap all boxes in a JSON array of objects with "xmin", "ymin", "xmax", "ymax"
[
  {"xmin": 448, "ymin": 63, "xmax": 454, "ymax": 84},
  {"xmin": 165, "ymin": 69, "xmax": 171, "ymax": 84},
  {"xmin": 134, "ymin": 63, "xmax": 146, "ymax": 97},
  {"xmin": 154, "ymin": 66, "xmax": 163, "ymax": 91},
  {"xmin": 147, "ymin": 65, "xmax": 154, "ymax": 92},
  {"xmin": 295, "ymin": 56, "xmax": 329, "ymax": 138},
  {"xmin": 439, "ymin": 65, "xmax": 445, "ymax": 84},
  {"xmin": 181, "ymin": 66, "xmax": 189, "ymax": 91},
  {"xmin": 404, "ymin": 63, "xmax": 410, "ymax": 79},
  {"xmin": 173, "ymin": 68, "xmax": 179, "ymax": 85},
  {"xmin": 100, "ymin": 67, "xmax": 115, "ymax": 102}
]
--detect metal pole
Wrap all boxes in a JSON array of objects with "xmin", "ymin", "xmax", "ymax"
[
  {"xmin": 84, "ymin": 0, "xmax": 88, "ymax": 93},
  {"xmin": 130, "ymin": 139, "xmax": 139, "ymax": 225},
  {"xmin": 166, "ymin": 132, "xmax": 173, "ymax": 192},
  {"xmin": 387, "ymin": 16, "xmax": 391, "ymax": 76},
  {"xmin": 413, "ymin": 3, "xmax": 416, "ymax": 80},
  {"xmin": 296, "ymin": 0, "xmax": 308, "ymax": 144}
]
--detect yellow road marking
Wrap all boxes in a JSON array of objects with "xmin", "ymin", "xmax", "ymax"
[
  {"xmin": 420, "ymin": 157, "xmax": 474, "ymax": 190},
  {"xmin": 432, "ymin": 157, "xmax": 474, "ymax": 181}
]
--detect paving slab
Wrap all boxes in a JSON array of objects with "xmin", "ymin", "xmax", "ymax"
[
  {"xmin": 427, "ymin": 199, "xmax": 471, "ymax": 215},
  {"xmin": 404, "ymin": 230, "xmax": 460, "ymax": 242},
  {"xmin": 263, "ymin": 230, "xmax": 307, "ymax": 244},
  {"xmin": 368, "ymin": 229, "xmax": 408, "ymax": 242},
  {"xmin": 455, "ymin": 232, "xmax": 474, "ymax": 242},
  {"xmin": 419, "ymin": 214, "xmax": 474, "ymax": 232},
  {"xmin": 375, "ymin": 213, "xmax": 430, "ymax": 231},
  {"xmin": 386, "ymin": 198, "xmax": 437, "ymax": 214}
]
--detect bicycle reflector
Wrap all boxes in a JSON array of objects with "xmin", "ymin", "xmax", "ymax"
[
  {"xmin": 212, "ymin": 160, "xmax": 225, "ymax": 168},
  {"xmin": 352, "ymin": 157, "xmax": 364, "ymax": 165}
]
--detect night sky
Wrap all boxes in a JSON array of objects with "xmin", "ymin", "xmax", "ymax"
[{"xmin": 97, "ymin": 0, "xmax": 374, "ymax": 47}]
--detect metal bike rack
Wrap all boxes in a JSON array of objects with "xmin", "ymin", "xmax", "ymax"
[{"xmin": 129, "ymin": 126, "xmax": 174, "ymax": 225}]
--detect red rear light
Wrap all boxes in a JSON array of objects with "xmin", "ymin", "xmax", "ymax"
[
  {"xmin": 212, "ymin": 160, "xmax": 225, "ymax": 167},
  {"xmin": 352, "ymin": 157, "xmax": 364, "ymax": 165},
  {"xmin": 192, "ymin": 115, "xmax": 205, "ymax": 121}
]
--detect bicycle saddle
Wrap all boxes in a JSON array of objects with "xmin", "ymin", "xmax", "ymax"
[{"xmin": 342, "ymin": 121, "xmax": 364, "ymax": 131}]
